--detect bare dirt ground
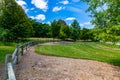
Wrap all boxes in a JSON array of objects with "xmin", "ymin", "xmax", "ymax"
[
  {"xmin": 0, "ymin": 64, "xmax": 5, "ymax": 79},
  {"xmin": 39, "ymin": 41, "xmax": 73, "ymax": 45},
  {"xmin": 0, "ymin": 41, "xmax": 120, "ymax": 80}
]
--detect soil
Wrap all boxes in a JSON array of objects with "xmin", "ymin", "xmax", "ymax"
[
  {"xmin": 0, "ymin": 41, "xmax": 120, "ymax": 80},
  {"xmin": 0, "ymin": 64, "xmax": 5, "ymax": 79}
]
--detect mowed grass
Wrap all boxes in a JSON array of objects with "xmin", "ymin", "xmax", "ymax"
[
  {"xmin": 36, "ymin": 42, "xmax": 120, "ymax": 66},
  {"xmin": 28, "ymin": 38, "xmax": 60, "ymax": 42},
  {"xmin": 0, "ymin": 42, "xmax": 16, "ymax": 63}
]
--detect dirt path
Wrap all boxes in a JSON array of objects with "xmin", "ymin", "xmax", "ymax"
[
  {"xmin": 14, "ymin": 42, "xmax": 120, "ymax": 80},
  {"xmin": 0, "ymin": 64, "xmax": 5, "ymax": 79}
]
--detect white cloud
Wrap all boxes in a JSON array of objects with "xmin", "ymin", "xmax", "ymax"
[
  {"xmin": 30, "ymin": 14, "xmax": 46, "ymax": 21},
  {"xmin": 24, "ymin": 9, "xmax": 29, "ymax": 12},
  {"xmin": 30, "ymin": 16, "xmax": 35, "ymax": 19},
  {"xmin": 31, "ymin": 0, "xmax": 48, "ymax": 12},
  {"xmin": 16, "ymin": 0, "xmax": 26, "ymax": 6},
  {"xmin": 16, "ymin": 0, "xmax": 28, "ymax": 12},
  {"xmin": 80, "ymin": 24, "xmax": 84, "ymax": 26},
  {"xmin": 96, "ymin": 3, "xmax": 108, "ymax": 12},
  {"xmin": 80, "ymin": 22, "xmax": 94, "ymax": 28},
  {"xmin": 67, "ymin": 6, "xmax": 82, "ymax": 13},
  {"xmin": 47, "ymin": 21, "xmax": 51, "ymax": 25},
  {"xmin": 53, "ymin": 6, "xmax": 64, "ymax": 12},
  {"xmin": 30, "ymin": 8, "xmax": 35, "ymax": 10},
  {"xmin": 59, "ymin": 0, "xmax": 69, "ymax": 5},
  {"xmin": 66, "ymin": 17, "xmax": 76, "ymax": 21},
  {"xmin": 80, "ymin": 22, "xmax": 91, "ymax": 26},
  {"xmin": 36, "ymin": 14, "xmax": 45, "ymax": 20}
]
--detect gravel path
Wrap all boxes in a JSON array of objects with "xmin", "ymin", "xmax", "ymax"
[{"xmin": 14, "ymin": 42, "xmax": 120, "ymax": 80}]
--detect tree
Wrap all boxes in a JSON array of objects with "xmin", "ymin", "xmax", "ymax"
[
  {"xmin": 0, "ymin": 27, "xmax": 9, "ymax": 41},
  {"xmin": 82, "ymin": 0, "xmax": 120, "ymax": 42},
  {"xmin": 81, "ymin": 28, "xmax": 94, "ymax": 41},
  {"xmin": 51, "ymin": 20, "xmax": 61, "ymax": 39},
  {"xmin": 58, "ymin": 19, "xmax": 70, "ymax": 40},
  {"xmin": 106, "ymin": 24, "xmax": 120, "ymax": 44},
  {"xmin": 70, "ymin": 20, "xmax": 81, "ymax": 41},
  {"xmin": 0, "ymin": 0, "xmax": 33, "ymax": 41},
  {"xmin": 29, "ymin": 19, "xmax": 51, "ymax": 38}
]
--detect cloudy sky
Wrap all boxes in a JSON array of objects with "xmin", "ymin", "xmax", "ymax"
[{"xmin": 16, "ymin": 0, "xmax": 93, "ymax": 28}]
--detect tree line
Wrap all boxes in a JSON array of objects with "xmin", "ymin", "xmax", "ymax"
[
  {"xmin": 0, "ymin": 0, "xmax": 119, "ymax": 43},
  {"xmin": 0, "ymin": 0, "xmax": 93, "ymax": 42},
  {"xmin": 30, "ymin": 19, "xmax": 93, "ymax": 41}
]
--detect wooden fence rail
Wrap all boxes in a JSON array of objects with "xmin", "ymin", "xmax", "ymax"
[
  {"xmin": 4, "ymin": 39, "xmax": 60, "ymax": 80},
  {"xmin": 5, "ymin": 41, "xmax": 36, "ymax": 80}
]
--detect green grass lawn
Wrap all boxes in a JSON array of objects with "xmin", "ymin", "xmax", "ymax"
[
  {"xmin": 36, "ymin": 42, "xmax": 120, "ymax": 66},
  {"xmin": 0, "ymin": 42, "xmax": 16, "ymax": 63}
]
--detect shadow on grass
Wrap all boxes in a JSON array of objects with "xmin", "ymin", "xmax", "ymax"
[{"xmin": 109, "ymin": 59, "xmax": 120, "ymax": 67}]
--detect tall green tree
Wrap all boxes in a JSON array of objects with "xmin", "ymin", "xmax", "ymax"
[
  {"xmin": 70, "ymin": 20, "xmax": 81, "ymax": 41},
  {"xmin": 29, "ymin": 19, "xmax": 51, "ymax": 38},
  {"xmin": 51, "ymin": 20, "xmax": 61, "ymax": 39},
  {"xmin": 82, "ymin": 0, "xmax": 120, "ymax": 43},
  {"xmin": 81, "ymin": 28, "xmax": 94, "ymax": 41},
  {"xmin": 58, "ymin": 19, "xmax": 70, "ymax": 40},
  {"xmin": 0, "ymin": 0, "xmax": 33, "ymax": 41}
]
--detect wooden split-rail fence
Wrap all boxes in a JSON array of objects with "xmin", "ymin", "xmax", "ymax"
[
  {"xmin": 5, "ymin": 41, "xmax": 36, "ymax": 80},
  {"xmin": 4, "ymin": 39, "xmax": 60, "ymax": 80}
]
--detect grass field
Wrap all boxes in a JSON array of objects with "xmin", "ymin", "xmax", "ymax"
[
  {"xmin": 28, "ymin": 38, "xmax": 60, "ymax": 42},
  {"xmin": 36, "ymin": 42, "xmax": 120, "ymax": 66},
  {"xmin": 0, "ymin": 42, "xmax": 16, "ymax": 63}
]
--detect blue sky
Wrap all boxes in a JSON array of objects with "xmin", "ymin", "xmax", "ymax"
[{"xmin": 16, "ymin": 0, "xmax": 93, "ymax": 28}]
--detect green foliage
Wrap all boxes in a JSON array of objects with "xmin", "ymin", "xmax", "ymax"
[
  {"xmin": 0, "ymin": 27, "xmax": 9, "ymax": 41},
  {"xmin": 106, "ymin": 24, "xmax": 120, "ymax": 43},
  {"xmin": 51, "ymin": 20, "xmax": 61, "ymax": 38},
  {"xmin": 82, "ymin": 0, "xmax": 120, "ymax": 42},
  {"xmin": 59, "ymin": 26, "xmax": 69, "ymax": 40},
  {"xmin": 30, "ymin": 19, "xmax": 51, "ymax": 38},
  {"xmin": 0, "ymin": 0, "xmax": 33, "ymax": 42},
  {"xmin": 58, "ymin": 19, "xmax": 70, "ymax": 40},
  {"xmin": 70, "ymin": 20, "xmax": 81, "ymax": 41},
  {"xmin": 30, "ymin": 19, "xmax": 71, "ymax": 40},
  {"xmin": 36, "ymin": 42, "xmax": 120, "ymax": 66},
  {"xmin": 0, "ymin": 42, "xmax": 16, "ymax": 63},
  {"xmin": 80, "ymin": 28, "xmax": 94, "ymax": 41},
  {"xmin": 92, "ymin": 24, "xmax": 120, "ymax": 43}
]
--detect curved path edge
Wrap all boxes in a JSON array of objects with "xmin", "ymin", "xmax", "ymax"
[
  {"xmin": 0, "ymin": 42, "xmax": 120, "ymax": 80},
  {"xmin": 14, "ymin": 42, "xmax": 120, "ymax": 80}
]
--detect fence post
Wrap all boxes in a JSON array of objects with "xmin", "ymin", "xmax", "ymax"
[
  {"xmin": 5, "ymin": 41, "xmax": 35, "ymax": 80},
  {"xmin": 16, "ymin": 45, "xmax": 19, "ymax": 64},
  {"xmin": 5, "ymin": 54, "xmax": 11, "ymax": 80}
]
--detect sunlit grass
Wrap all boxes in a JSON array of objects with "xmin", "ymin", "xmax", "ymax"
[
  {"xmin": 28, "ymin": 38, "xmax": 60, "ymax": 41},
  {"xmin": 36, "ymin": 42, "xmax": 120, "ymax": 66},
  {"xmin": 0, "ymin": 42, "xmax": 16, "ymax": 63}
]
